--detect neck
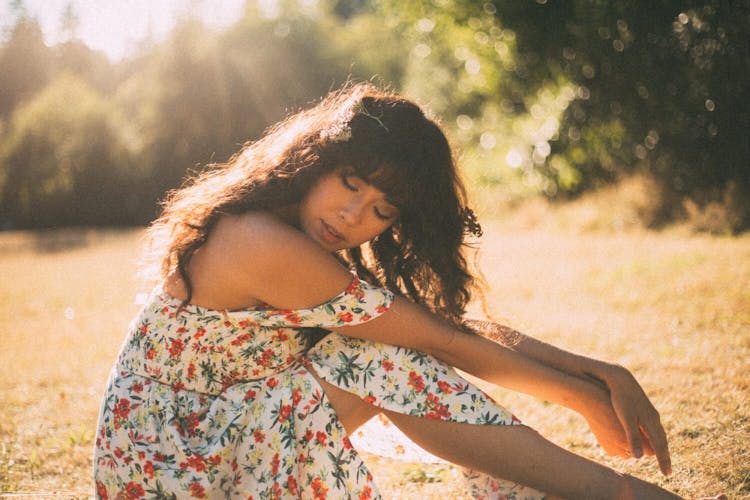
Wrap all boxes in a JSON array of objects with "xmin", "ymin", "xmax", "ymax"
[{"xmin": 270, "ymin": 204, "xmax": 301, "ymax": 229}]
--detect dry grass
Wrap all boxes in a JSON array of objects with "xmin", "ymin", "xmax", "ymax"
[{"xmin": 1, "ymin": 225, "xmax": 748, "ymax": 498}]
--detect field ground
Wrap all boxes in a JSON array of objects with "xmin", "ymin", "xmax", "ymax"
[{"xmin": 1, "ymin": 224, "xmax": 748, "ymax": 498}]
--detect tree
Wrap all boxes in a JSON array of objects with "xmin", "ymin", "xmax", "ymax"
[
  {"xmin": 0, "ymin": 74, "xmax": 136, "ymax": 227},
  {"xmin": 0, "ymin": 16, "xmax": 53, "ymax": 120},
  {"xmin": 383, "ymin": 0, "xmax": 750, "ymax": 230}
]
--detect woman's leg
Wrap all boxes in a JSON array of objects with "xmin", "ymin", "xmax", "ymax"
[{"xmin": 314, "ymin": 375, "xmax": 681, "ymax": 499}]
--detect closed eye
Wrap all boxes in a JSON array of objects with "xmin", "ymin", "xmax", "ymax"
[
  {"xmin": 374, "ymin": 206, "xmax": 398, "ymax": 221},
  {"xmin": 340, "ymin": 173, "xmax": 359, "ymax": 192}
]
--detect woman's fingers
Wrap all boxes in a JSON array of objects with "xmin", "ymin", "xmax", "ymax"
[
  {"xmin": 617, "ymin": 405, "xmax": 644, "ymax": 459},
  {"xmin": 640, "ymin": 417, "xmax": 672, "ymax": 476}
]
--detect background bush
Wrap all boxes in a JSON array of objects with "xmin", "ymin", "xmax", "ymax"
[{"xmin": 1, "ymin": 0, "xmax": 747, "ymax": 232}]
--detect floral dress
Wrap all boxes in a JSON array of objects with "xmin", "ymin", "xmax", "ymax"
[{"xmin": 93, "ymin": 275, "xmax": 545, "ymax": 499}]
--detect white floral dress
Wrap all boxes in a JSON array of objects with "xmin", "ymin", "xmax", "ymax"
[{"xmin": 93, "ymin": 275, "xmax": 545, "ymax": 499}]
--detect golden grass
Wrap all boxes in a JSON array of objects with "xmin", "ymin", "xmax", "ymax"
[{"xmin": 1, "ymin": 225, "xmax": 748, "ymax": 498}]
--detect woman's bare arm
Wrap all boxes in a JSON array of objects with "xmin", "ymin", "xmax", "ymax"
[
  {"xmin": 465, "ymin": 320, "xmax": 672, "ymax": 475},
  {"xmin": 205, "ymin": 215, "xmax": 612, "ymax": 416},
  {"xmin": 206, "ymin": 213, "xmax": 669, "ymax": 473}
]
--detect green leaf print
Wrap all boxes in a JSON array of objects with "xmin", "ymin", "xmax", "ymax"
[
  {"xmin": 145, "ymin": 480, "xmax": 178, "ymax": 500},
  {"xmin": 331, "ymin": 352, "xmax": 364, "ymax": 387},
  {"xmin": 327, "ymin": 448, "xmax": 352, "ymax": 490}
]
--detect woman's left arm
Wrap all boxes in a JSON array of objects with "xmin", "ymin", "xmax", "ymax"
[{"xmin": 464, "ymin": 319, "xmax": 672, "ymax": 476}]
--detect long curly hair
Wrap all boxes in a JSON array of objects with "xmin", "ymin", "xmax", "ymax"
[{"xmin": 144, "ymin": 82, "xmax": 482, "ymax": 327}]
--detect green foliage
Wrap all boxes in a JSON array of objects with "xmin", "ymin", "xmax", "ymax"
[
  {"xmin": 0, "ymin": 0, "xmax": 747, "ymax": 230},
  {"xmin": 387, "ymin": 0, "xmax": 750, "ymax": 230},
  {"xmin": 0, "ymin": 73, "xmax": 135, "ymax": 227},
  {"xmin": 0, "ymin": 16, "xmax": 53, "ymax": 119}
]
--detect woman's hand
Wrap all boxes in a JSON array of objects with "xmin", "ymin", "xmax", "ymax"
[
  {"xmin": 466, "ymin": 320, "xmax": 673, "ymax": 476},
  {"xmin": 579, "ymin": 385, "xmax": 633, "ymax": 459},
  {"xmin": 585, "ymin": 363, "xmax": 672, "ymax": 476}
]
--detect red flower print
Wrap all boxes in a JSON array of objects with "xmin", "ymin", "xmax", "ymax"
[
  {"xmin": 270, "ymin": 482, "xmax": 282, "ymax": 498},
  {"xmin": 381, "ymin": 359, "xmax": 394, "ymax": 371},
  {"xmin": 130, "ymin": 381, "xmax": 143, "ymax": 393},
  {"xmin": 281, "ymin": 312, "xmax": 300, "ymax": 323},
  {"xmin": 187, "ymin": 362, "xmax": 196, "ymax": 380},
  {"xmin": 114, "ymin": 398, "xmax": 131, "ymax": 418},
  {"xmin": 143, "ymin": 460, "xmax": 154, "ymax": 478},
  {"xmin": 271, "ymin": 453, "xmax": 280, "ymax": 476},
  {"xmin": 311, "ymin": 476, "xmax": 328, "ymax": 500},
  {"xmin": 208, "ymin": 454, "xmax": 221, "ymax": 466},
  {"xmin": 315, "ymin": 431, "xmax": 327, "ymax": 446},
  {"xmin": 124, "ymin": 481, "xmax": 144, "ymax": 499},
  {"xmin": 176, "ymin": 326, "xmax": 187, "ymax": 333},
  {"xmin": 298, "ymin": 453, "xmax": 306, "ymax": 463},
  {"xmin": 376, "ymin": 305, "xmax": 389, "ymax": 314},
  {"xmin": 189, "ymin": 481, "xmax": 206, "ymax": 498},
  {"xmin": 292, "ymin": 388, "xmax": 302, "ymax": 406},
  {"xmin": 187, "ymin": 453, "xmax": 207, "ymax": 472},
  {"xmin": 183, "ymin": 412, "xmax": 201, "ymax": 437},
  {"xmin": 338, "ymin": 311, "xmax": 354, "ymax": 323},
  {"xmin": 273, "ymin": 329, "xmax": 288, "ymax": 341},
  {"xmin": 168, "ymin": 338, "xmax": 184, "ymax": 357},
  {"xmin": 437, "ymin": 380, "xmax": 453, "ymax": 394},
  {"xmin": 287, "ymin": 475, "xmax": 299, "ymax": 496},
  {"xmin": 359, "ymin": 485, "xmax": 372, "ymax": 500},
  {"xmin": 244, "ymin": 389, "xmax": 257, "ymax": 401},
  {"xmin": 278, "ymin": 404, "xmax": 293, "ymax": 423},
  {"xmin": 363, "ymin": 395, "xmax": 376, "ymax": 405},
  {"xmin": 343, "ymin": 436, "xmax": 353, "ymax": 449},
  {"xmin": 153, "ymin": 452, "xmax": 166, "ymax": 462},
  {"xmin": 304, "ymin": 429, "xmax": 314, "ymax": 442},
  {"xmin": 267, "ymin": 377, "xmax": 279, "ymax": 388},
  {"xmin": 345, "ymin": 277, "xmax": 362, "ymax": 296},
  {"xmin": 407, "ymin": 371, "xmax": 425, "ymax": 392},
  {"xmin": 193, "ymin": 327, "xmax": 206, "ymax": 339},
  {"xmin": 230, "ymin": 332, "xmax": 252, "ymax": 346},
  {"xmin": 425, "ymin": 393, "xmax": 451, "ymax": 419},
  {"xmin": 259, "ymin": 348, "xmax": 275, "ymax": 368},
  {"xmin": 253, "ymin": 429, "xmax": 265, "ymax": 443},
  {"xmin": 96, "ymin": 480, "xmax": 108, "ymax": 499}
]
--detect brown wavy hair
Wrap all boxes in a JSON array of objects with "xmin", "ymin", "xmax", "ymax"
[{"xmin": 145, "ymin": 82, "xmax": 482, "ymax": 327}]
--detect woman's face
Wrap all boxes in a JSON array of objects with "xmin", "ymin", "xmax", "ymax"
[{"xmin": 297, "ymin": 167, "xmax": 400, "ymax": 252}]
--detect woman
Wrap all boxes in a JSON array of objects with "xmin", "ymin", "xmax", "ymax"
[{"xmin": 94, "ymin": 82, "xmax": 683, "ymax": 498}]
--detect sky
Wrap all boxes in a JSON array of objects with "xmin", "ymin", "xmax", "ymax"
[{"xmin": 0, "ymin": 0, "xmax": 247, "ymax": 61}]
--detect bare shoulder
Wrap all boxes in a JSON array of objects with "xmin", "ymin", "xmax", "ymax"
[
  {"xmin": 204, "ymin": 212, "xmax": 352, "ymax": 308},
  {"xmin": 212, "ymin": 212, "xmax": 331, "ymax": 268}
]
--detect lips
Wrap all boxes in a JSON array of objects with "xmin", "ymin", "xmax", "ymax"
[{"xmin": 320, "ymin": 220, "xmax": 344, "ymax": 244}]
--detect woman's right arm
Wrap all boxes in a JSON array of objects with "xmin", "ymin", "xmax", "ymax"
[
  {"xmin": 216, "ymin": 215, "xmax": 607, "ymax": 408},
  {"xmin": 212, "ymin": 213, "xmax": 667, "ymax": 473},
  {"xmin": 465, "ymin": 320, "xmax": 672, "ymax": 475}
]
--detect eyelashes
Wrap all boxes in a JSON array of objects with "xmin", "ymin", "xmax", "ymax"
[
  {"xmin": 339, "ymin": 173, "xmax": 398, "ymax": 221},
  {"xmin": 340, "ymin": 173, "xmax": 358, "ymax": 191}
]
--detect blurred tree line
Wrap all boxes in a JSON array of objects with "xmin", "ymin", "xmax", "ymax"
[{"xmin": 0, "ymin": 0, "xmax": 748, "ymax": 231}]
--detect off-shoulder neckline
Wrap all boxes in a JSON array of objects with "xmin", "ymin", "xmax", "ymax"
[{"xmin": 153, "ymin": 276, "xmax": 361, "ymax": 318}]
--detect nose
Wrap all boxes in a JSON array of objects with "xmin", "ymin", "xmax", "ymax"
[{"xmin": 338, "ymin": 197, "xmax": 364, "ymax": 225}]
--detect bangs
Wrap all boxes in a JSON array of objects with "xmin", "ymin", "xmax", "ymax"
[{"xmin": 354, "ymin": 162, "xmax": 414, "ymax": 210}]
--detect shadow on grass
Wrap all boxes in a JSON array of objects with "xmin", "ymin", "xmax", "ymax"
[{"xmin": 0, "ymin": 227, "xmax": 139, "ymax": 255}]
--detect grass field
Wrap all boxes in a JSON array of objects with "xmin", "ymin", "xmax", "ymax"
[{"xmin": 1, "ymin": 225, "xmax": 748, "ymax": 498}]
